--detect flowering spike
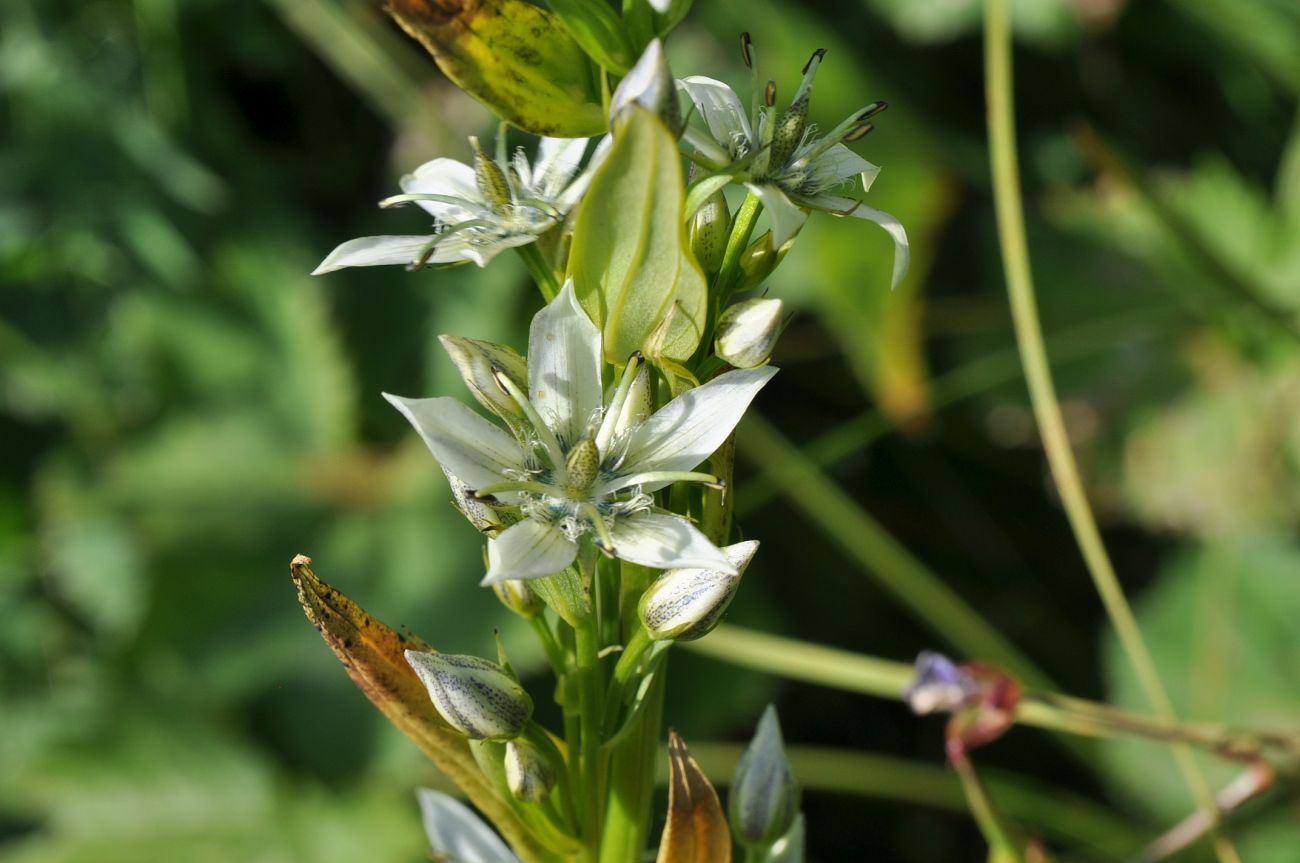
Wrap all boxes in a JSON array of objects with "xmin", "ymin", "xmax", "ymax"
[
  {"xmin": 405, "ymin": 650, "xmax": 534, "ymax": 741},
  {"xmin": 730, "ymin": 705, "xmax": 799, "ymax": 850}
]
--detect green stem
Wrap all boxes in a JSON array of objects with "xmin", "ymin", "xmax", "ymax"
[
  {"xmin": 682, "ymin": 625, "xmax": 1300, "ymax": 758},
  {"xmin": 573, "ymin": 609, "xmax": 604, "ymax": 862},
  {"xmin": 715, "ymin": 193, "xmax": 762, "ymax": 298},
  {"xmin": 735, "ymin": 414, "xmax": 1055, "ymax": 692},
  {"xmin": 949, "ymin": 747, "xmax": 1025, "ymax": 862},
  {"xmin": 529, "ymin": 614, "xmax": 567, "ymax": 673},
  {"xmin": 600, "ymin": 666, "xmax": 666, "ymax": 863},
  {"xmin": 517, "ymin": 243, "xmax": 561, "ymax": 301},
  {"xmin": 982, "ymin": 2, "xmax": 1236, "ymax": 859}
]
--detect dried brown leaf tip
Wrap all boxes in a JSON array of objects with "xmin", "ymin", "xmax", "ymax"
[{"xmin": 656, "ymin": 729, "xmax": 732, "ymax": 863}]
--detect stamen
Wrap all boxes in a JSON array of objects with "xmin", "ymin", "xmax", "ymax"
[
  {"xmin": 801, "ymin": 47, "xmax": 827, "ymax": 76},
  {"xmin": 595, "ymin": 352, "xmax": 644, "ymax": 456},
  {"xmin": 739, "ymin": 32, "xmax": 753, "ymax": 69},
  {"xmin": 596, "ymin": 471, "xmax": 726, "ymax": 496},
  {"xmin": 858, "ymin": 100, "xmax": 888, "ymax": 121},
  {"xmin": 578, "ymin": 502, "xmax": 617, "ymax": 557},
  {"xmin": 470, "ymin": 480, "xmax": 552, "ymax": 498},
  {"xmin": 378, "ymin": 192, "xmax": 470, "ymax": 209},
  {"xmin": 844, "ymin": 122, "xmax": 874, "ymax": 143},
  {"xmin": 492, "ymin": 370, "xmax": 568, "ymax": 479},
  {"xmin": 764, "ymin": 80, "xmax": 777, "ymax": 108}
]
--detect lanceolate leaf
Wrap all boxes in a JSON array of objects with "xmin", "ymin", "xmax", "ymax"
[
  {"xmin": 568, "ymin": 109, "xmax": 707, "ymax": 365},
  {"xmin": 289, "ymin": 555, "xmax": 549, "ymax": 863},
  {"xmin": 386, "ymin": 0, "xmax": 605, "ymax": 137},
  {"xmin": 656, "ymin": 730, "xmax": 732, "ymax": 863}
]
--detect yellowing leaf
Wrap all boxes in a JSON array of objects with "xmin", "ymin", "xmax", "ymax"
[
  {"xmin": 568, "ymin": 109, "xmax": 707, "ymax": 366},
  {"xmin": 289, "ymin": 554, "xmax": 548, "ymax": 863},
  {"xmin": 386, "ymin": 0, "xmax": 605, "ymax": 137},
  {"xmin": 655, "ymin": 729, "xmax": 732, "ymax": 863}
]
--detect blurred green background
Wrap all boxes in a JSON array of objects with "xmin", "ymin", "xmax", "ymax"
[{"xmin": 2, "ymin": 0, "xmax": 1298, "ymax": 860}]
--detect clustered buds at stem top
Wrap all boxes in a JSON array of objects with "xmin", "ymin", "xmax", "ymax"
[
  {"xmin": 730, "ymin": 704, "xmax": 800, "ymax": 850},
  {"xmin": 504, "ymin": 739, "xmax": 556, "ymax": 802},
  {"xmin": 639, "ymin": 540, "xmax": 759, "ymax": 641},
  {"xmin": 715, "ymin": 298, "xmax": 785, "ymax": 369},
  {"xmin": 405, "ymin": 650, "xmax": 534, "ymax": 740},
  {"xmin": 611, "ymin": 39, "xmax": 681, "ymax": 134}
]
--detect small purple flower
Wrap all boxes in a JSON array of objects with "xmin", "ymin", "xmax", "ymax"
[{"xmin": 904, "ymin": 650, "xmax": 978, "ymax": 715}]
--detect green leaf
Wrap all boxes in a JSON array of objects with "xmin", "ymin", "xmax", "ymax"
[
  {"xmin": 547, "ymin": 0, "xmax": 634, "ymax": 73},
  {"xmin": 568, "ymin": 109, "xmax": 706, "ymax": 365}
]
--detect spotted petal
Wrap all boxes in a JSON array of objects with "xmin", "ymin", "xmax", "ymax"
[
  {"xmin": 610, "ymin": 511, "xmax": 735, "ymax": 573},
  {"xmin": 528, "ymin": 281, "xmax": 603, "ymax": 445},
  {"xmin": 312, "ymin": 235, "xmax": 435, "ymax": 274},
  {"xmin": 417, "ymin": 788, "xmax": 522, "ymax": 863},
  {"xmin": 621, "ymin": 367, "xmax": 777, "ymax": 487},
  {"xmin": 679, "ymin": 76, "xmax": 752, "ymax": 150},
  {"xmin": 483, "ymin": 519, "xmax": 579, "ymax": 584},
  {"xmin": 383, "ymin": 394, "xmax": 526, "ymax": 491}
]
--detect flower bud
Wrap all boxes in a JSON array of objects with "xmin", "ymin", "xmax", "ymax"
[
  {"xmin": 405, "ymin": 650, "xmax": 533, "ymax": 740},
  {"xmin": 903, "ymin": 650, "xmax": 977, "ymax": 715},
  {"xmin": 714, "ymin": 299, "xmax": 784, "ymax": 369},
  {"xmin": 689, "ymin": 175, "xmax": 730, "ymax": 274},
  {"xmin": 437, "ymin": 335, "xmax": 529, "ymax": 427},
  {"xmin": 444, "ymin": 467, "xmax": 518, "ymax": 536},
  {"xmin": 610, "ymin": 39, "xmax": 680, "ymax": 134},
  {"xmin": 735, "ymin": 231, "xmax": 793, "ymax": 292},
  {"xmin": 504, "ymin": 739, "xmax": 556, "ymax": 802},
  {"xmin": 639, "ymin": 541, "xmax": 758, "ymax": 641},
  {"xmin": 492, "ymin": 578, "xmax": 545, "ymax": 618},
  {"xmin": 730, "ymin": 704, "xmax": 799, "ymax": 850}
]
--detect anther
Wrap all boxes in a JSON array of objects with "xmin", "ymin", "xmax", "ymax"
[
  {"xmin": 764, "ymin": 80, "xmax": 777, "ymax": 108},
  {"xmin": 801, "ymin": 48, "xmax": 827, "ymax": 75},
  {"xmin": 858, "ymin": 100, "xmax": 888, "ymax": 121},
  {"xmin": 844, "ymin": 122, "xmax": 874, "ymax": 143},
  {"xmin": 740, "ymin": 32, "xmax": 753, "ymax": 68}
]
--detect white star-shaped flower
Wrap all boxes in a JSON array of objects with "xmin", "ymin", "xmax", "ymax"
[
  {"xmin": 313, "ymin": 135, "xmax": 606, "ymax": 274},
  {"xmin": 678, "ymin": 37, "xmax": 910, "ymax": 287},
  {"xmin": 385, "ymin": 282, "xmax": 775, "ymax": 584}
]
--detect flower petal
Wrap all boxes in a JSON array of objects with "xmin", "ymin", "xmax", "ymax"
[
  {"xmin": 383, "ymin": 393, "xmax": 526, "ymax": 490},
  {"xmin": 532, "ymin": 137, "xmax": 589, "ymax": 200},
  {"xmin": 528, "ymin": 280, "xmax": 603, "ymax": 446},
  {"xmin": 610, "ymin": 511, "xmax": 735, "ymax": 573},
  {"xmin": 848, "ymin": 202, "xmax": 910, "ymax": 289},
  {"xmin": 621, "ymin": 367, "xmax": 776, "ymax": 485},
  {"xmin": 432, "ymin": 230, "xmax": 539, "ymax": 268},
  {"xmin": 312, "ymin": 235, "xmax": 434, "ymax": 274},
  {"xmin": 416, "ymin": 788, "xmax": 522, "ymax": 863},
  {"xmin": 679, "ymin": 76, "xmax": 752, "ymax": 148},
  {"xmin": 400, "ymin": 157, "xmax": 483, "ymax": 220},
  {"xmin": 484, "ymin": 519, "xmax": 578, "ymax": 584},
  {"xmin": 746, "ymin": 183, "xmax": 808, "ymax": 249},
  {"xmin": 805, "ymin": 143, "xmax": 877, "ymax": 190}
]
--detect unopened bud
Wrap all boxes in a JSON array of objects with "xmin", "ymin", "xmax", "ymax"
[
  {"xmin": 639, "ymin": 541, "xmax": 758, "ymax": 641},
  {"xmin": 690, "ymin": 178, "xmax": 731, "ymax": 274},
  {"xmin": 736, "ymin": 231, "xmax": 793, "ymax": 292},
  {"xmin": 405, "ymin": 650, "xmax": 533, "ymax": 740},
  {"xmin": 730, "ymin": 705, "xmax": 799, "ymax": 849},
  {"xmin": 610, "ymin": 39, "xmax": 680, "ymax": 134},
  {"xmin": 444, "ymin": 467, "xmax": 518, "ymax": 535},
  {"xmin": 715, "ymin": 299, "xmax": 784, "ymax": 369},
  {"xmin": 903, "ymin": 651, "xmax": 977, "ymax": 715},
  {"xmin": 492, "ymin": 578, "xmax": 545, "ymax": 618},
  {"xmin": 504, "ymin": 739, "xmax": 556, "ymax": 801},
  {"xmin": 438, "ymin": 335, "xmax": 529, "ymax": 427}
]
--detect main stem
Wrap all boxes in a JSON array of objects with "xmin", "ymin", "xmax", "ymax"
[
  {"xmin": 982, "ymin": 2, "xmax": 1236, "ymax": 859},
  {"xmin": 573, "ymin": 580, "xmax": 604, "ymax": 862}
]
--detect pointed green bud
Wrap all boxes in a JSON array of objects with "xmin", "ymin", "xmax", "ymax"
[
  {"xmin": 639, "ymin": 541, "xmax": 758, "ymax": 641},
  {"xmin": 736, "ymin": 230, "xmax": 794, "ymax": 293},
  {"xmin": 405, "ymin": 650, "xmax": 533, "ymax": 741},
  {"xmin": 715, "ymin": 298, "xmax": 784, "ymax": 369},
  {"xmin": 438, "ymin": 335, "xmax": 529, "ymax": 426},
  {"xmin": 492, "ymin": 579, "xmax": 545, "ymax": 619},
  {"xmin": 610, "ymin": 39, "xmax": 680, "ymax": 134},
  {"xmin": 469, "ymin": 136, "xmax": 513, "ymax": 213},
  {"xmin": 689, "ymin": 174, "xmax": 731, "ymax": 274},
  {"xmin": 730, "ymin": 704, "xmax": 799, "ymax": 850},
  {"xmin": 504, "ymin": 739, "xmax": 556, "ymax": 802}
]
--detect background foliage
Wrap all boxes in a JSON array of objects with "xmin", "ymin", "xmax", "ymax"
[{"xmin": 2, "ymin": 0, "xmax": 1298, "ymax": 859}]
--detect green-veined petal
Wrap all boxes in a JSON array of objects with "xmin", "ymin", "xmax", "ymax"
[
  {"xmin": 527, "ymin": 281, "xmax": 603, "ymax": 445},
  {"xmin": 383, "ymin": 394, "xmax": 526, "ymax": 490},
  {"xmin": 609, "ymin": 511, "xmax": 735, "ymax": 573},
  {"xmin": 484, "ymin": 519, "xmax": 579, "ymax": 584}
]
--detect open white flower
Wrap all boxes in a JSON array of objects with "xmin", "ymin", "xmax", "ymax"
[
  {"xmin": 679, "ymin": 36, "xmax": 909, "ymax": 287},
  {"xmin": 385, "ymin": 282, "xmax": 776, "ymax": 585},
  {"xmin": 313, "ymin": 135, "xmax": 606, "ymax": 274}
]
